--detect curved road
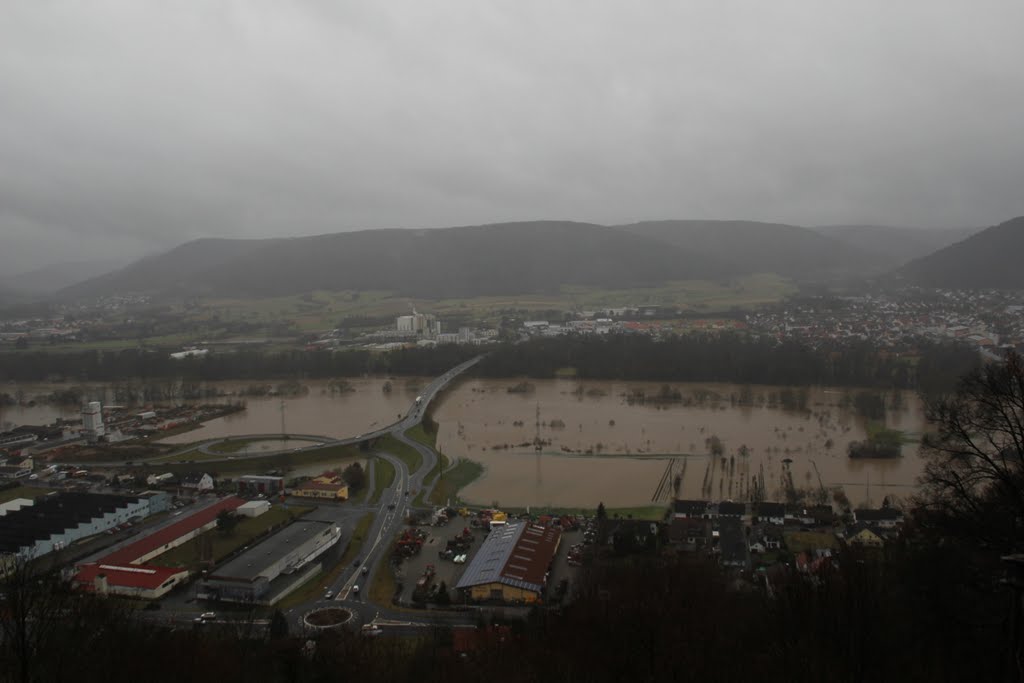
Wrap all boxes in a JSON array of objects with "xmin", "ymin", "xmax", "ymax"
[
  {"xmin": 60, "ymin": 355, "xmax": 483, "ymax": 468},
  {"xmin": 132, "ymin": 355, "xmax": 485, "ymax": 634}
]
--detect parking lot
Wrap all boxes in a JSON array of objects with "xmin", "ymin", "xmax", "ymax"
[
  {"xmin": 391, "ymin": 516, "xmax": 583, "ymax": 607},
  {"xmin": 395, "ymin": 520, "xmax": 481, "ymax": 605}
]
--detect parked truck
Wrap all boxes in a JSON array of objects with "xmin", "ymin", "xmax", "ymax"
[{"xmin": 412, "ymin": 564, "xmax": 436, "ymax": 602}]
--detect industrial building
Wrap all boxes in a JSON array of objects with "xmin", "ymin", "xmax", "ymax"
[
  {"xmin": 0, "ymin": 498, "xmax": 34, "ymax": 517},
  {"xmin": 237, "ymin": 500, "xmax": 271, "ymax": 517},
  {"xmin": 456, "ymin": 522, "xmax": 561, "ymax": 604},
  {"xmin": 0, "ymin": 491, "xmax": 161, "ymax": 561},
  {"xmin": 82, "ymin": 401, "xmax": 105, "ymax": 440},
  {"xmin": 99, "ymin": 496, "xmax": 243, "ymax": 566},
  {"xmin": 396, "ymin": 309, "xmax": 441, "ymax": 337},
  {"xmin": 74, "ymin": 563, "xmax": 190, "ymax": 600},
  {"xmin": 198, "ymin": 520, "xmax": 341, "ymax": 604},
  {"xmin": 237, "ymin": 475, "xmax": 285, "ymax": 496},
  {"xmin": 73, "ymin": 496, "xmax": 244, "ymax": 599}
]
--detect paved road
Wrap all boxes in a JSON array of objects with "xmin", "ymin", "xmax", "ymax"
[{"xmin": 130, "ymin": 355, "xmax": 485, "ymax": 634}]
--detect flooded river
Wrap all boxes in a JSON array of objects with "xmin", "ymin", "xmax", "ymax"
[
  {"xmin": 433, "ymin": 379, "xmax": 929, "ymax": 509},
  {"xmin": 3, "ymin": 376, "xmax": 931, "ymax": 509},
  {"xmin": 1, "ymin": 378, "xmax": 423, "ymax": 444}
]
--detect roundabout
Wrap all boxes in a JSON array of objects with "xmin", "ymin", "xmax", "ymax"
[{"xmin": 303, "ymin": 607, "xmax": 354, "ymax": 630}]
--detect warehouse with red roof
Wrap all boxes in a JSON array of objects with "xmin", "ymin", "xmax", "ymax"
[
  {"xmin": 74, "ymin": 496, "xmax": 245, "ymax": 599},
  {"xmin": 455, "ymin": 522, "xmax": 561, "ymax": 604}
]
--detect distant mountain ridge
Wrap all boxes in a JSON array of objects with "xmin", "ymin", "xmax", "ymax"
[
  {"xmin": 898, "ymin": 216, "xmax": 1024, "ymax": 289},
  {"xmin": 64, "ymin": 221, "xmax": 728, "ymax": 300},
  {"xmin": 619, "ymin": 220, "xmax": 866, "ymax": 279},
  {"xmin": 61, "ymin": 218, "xmax": 1013, "ymax": 300}
]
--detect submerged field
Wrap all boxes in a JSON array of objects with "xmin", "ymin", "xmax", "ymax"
[{"xmin": 433, "ymin": 378, "xmax": 927, "ymax": 509}]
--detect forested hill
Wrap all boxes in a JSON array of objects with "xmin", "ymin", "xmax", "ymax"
[
  {"xmin": 898, "ymin": 216, "xmax": 1024, "ymax": 289},
  {"xmin": 618, "ymin": 220, "xmax": 869, "ymax": 279},
  {"xmin": 813, "ymin": 224, "xmax": 979, "ymax": 270},
  {"xmin": 63, "ymin": 222, "xmax": 725, "ymax": 299}
]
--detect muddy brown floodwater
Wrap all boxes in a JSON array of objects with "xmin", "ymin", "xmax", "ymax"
[
  {"xmin": 3, "ymin": 375, "xmax": 931, "ymax": 509},
  {"xmin": 432, "ymin": 379, "xmax": 930, "ymax": 509},
  {"xmin": 1, "ymin": 378, "xmax": 424, "ymax": 444},
  {"xmin": 156, "ymin": 378, "xmax": 421, "ymax": 443}
]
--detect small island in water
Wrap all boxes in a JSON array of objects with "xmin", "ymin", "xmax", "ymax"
[{"xmin": 847, "ymin": 426, "xmax": 906, "ymax": 459}]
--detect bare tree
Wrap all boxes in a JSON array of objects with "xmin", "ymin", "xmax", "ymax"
[
  {"xmin": 1, "ymin": 552, "xmax": 133, "ymax": 683},
  {"xmin": 919, "ymin": 350, "xmax": 1024, "ymax": 550}
]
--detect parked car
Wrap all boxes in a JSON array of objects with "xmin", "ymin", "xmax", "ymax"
[{"xmin": 200, "ymin": 612, "xmax": 216, "ymax": 620}]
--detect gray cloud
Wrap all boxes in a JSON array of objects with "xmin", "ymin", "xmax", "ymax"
[{"xmin": 2, "ymin": 1, "xmax": 1023, "ymax": 272}]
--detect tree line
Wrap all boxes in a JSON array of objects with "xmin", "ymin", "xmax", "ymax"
[
  {"xmin": 0, "ymin": 335, "xmax": 979, "ymax": 393},
  {"xmin": 476, "ymin": 334, "xmax": 980, "ymax": 393},
  {"xmin": 0, "ymin": 345, "xmax": 480, "ymax": 383}
]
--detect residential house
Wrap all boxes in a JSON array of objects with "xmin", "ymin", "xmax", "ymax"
[
  {"xmin": 755, "ymin": 502, "xmax": 785, "ymax": 525},
  {"xmin": 180, "ymin": 472, "xmax": 215, "ymax": 492},
  {"xmin": 854, "ymin": 507, "xmax": 903, "ymax": 528},
  {"xmin": 847, "ymin": 525, "xmax": 885, "ymax": 548},
  {"xmin": 669, "ymin": 517, "xmax": 713, "ymax": 552},
  {"xmin": 749, "ymin": 525, "xmax": 784, "ymax": 554},
  {"xmin": 672, "ymin": 499, "xmax": 711, "ymax": 519},
  {"xmin": 807, "ymin": 505, "xmax": 836, "ymax": 527},
  {"xmin": 609, "ymin": 519, "xmax": 663, "ymax": 555},
  {"xmin": 717, "ymin": 501, "xmax": 746, "ymax": 518}
]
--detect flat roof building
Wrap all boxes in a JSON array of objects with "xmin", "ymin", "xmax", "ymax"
[
  {"xmin": 456, "ymin": 522, "xmax": 561, "ymax": 604},
  {"xmin": 199, "ymin": 520, "xmax": 341, "ymax": 605},
  {"xmin": 237, "ymin": 475, "xmax": 284, "ymax": 496}
]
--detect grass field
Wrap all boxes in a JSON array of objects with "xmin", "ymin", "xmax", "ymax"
[
  {"xmin": 156, "ymin": 443, "xmax": 362, "ymax": 475},
  {"xmin": 501, "ymin": 504, "xmax": 668, "ymax": 520},
  {"xmin": 403, "ymin": 423, "xmax": 448, "ymax": 501},
  {"xmin": 405, "ymin": 424, "xmax": 436, "ymax": 449},
  {"xmin": 277, "ymin": 511, "xmax": 374, "ymax": 609},
  {"xmin": 187, "ymin": 276, "xmax": 798, "ymax": 336},
  {"xmin": 427, "ymin": 458, "xmax": 483, "ymax": 507},
  {"xmin": 376, "ymin": 435, "xmax": 422, "ymax": 474},
  {"xmin": 156, "ymin": 504, "xmax": 313, "ymax": 571},
  {"xmin": 369, "ymin": 457, "xmax": 396, "ymax": 505},
  {"xmin": 207, "ymin": 439, "xmax": 260, "ymax": 454},
  {"xmin": 368, "ymin": 553, "xmax": 398, "ymax": 605}
]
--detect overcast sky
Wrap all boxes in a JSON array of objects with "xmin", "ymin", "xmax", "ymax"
[{"xmin": 2, "ymin": 1, "xmax": 1023, "ymax": 272}]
